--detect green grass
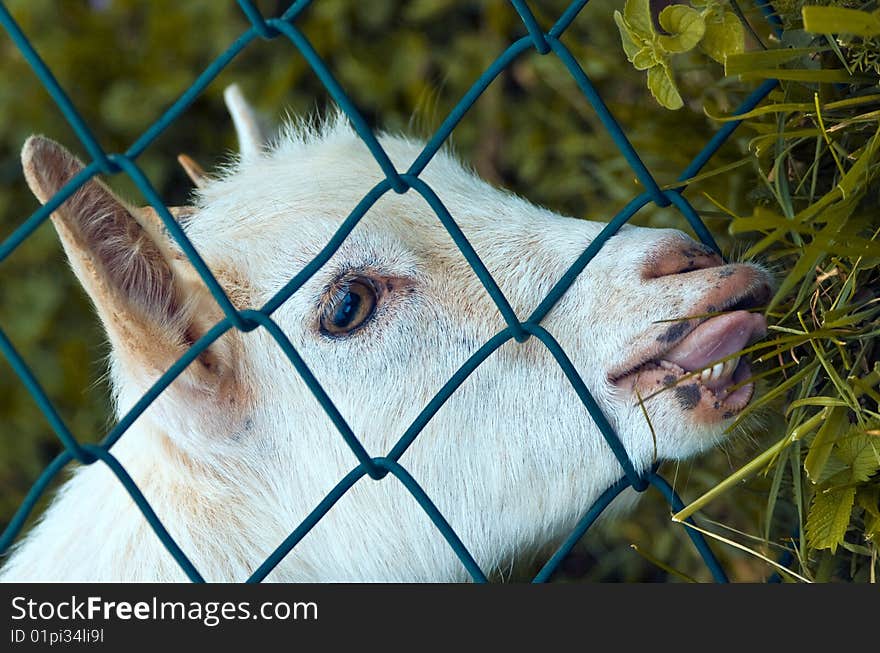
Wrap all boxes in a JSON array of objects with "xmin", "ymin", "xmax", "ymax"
[{"xmin": 662, "ymin": 0, "xmax": 880, "ymax": 582}]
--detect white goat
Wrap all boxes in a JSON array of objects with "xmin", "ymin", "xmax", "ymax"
[{"xmin": 0, "ymin": 86, "xmax": 770, "ymax": 582}]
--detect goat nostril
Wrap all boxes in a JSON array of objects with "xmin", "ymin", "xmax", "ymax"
[{"xmin": 644, "ymin": 244, "xmax": 723, "ymax": 279}]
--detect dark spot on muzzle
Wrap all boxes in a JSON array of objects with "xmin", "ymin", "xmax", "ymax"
[
  {"xmin": 657, "ymin": 321, "xmax": 690, "ymax": 343},
  {"xmin": 717, "ymin": 267, "xmax": 736, "ymax": 278},
  {"xmin": 674, "ymin": 384, "xmax": 701, "ymax": 411}
]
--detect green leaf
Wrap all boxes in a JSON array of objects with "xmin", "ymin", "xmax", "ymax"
[
  {"xmin": 614, "ymin": 11, "xmax": 649, "ymax": 63},
  {"xmin": 647, "ymin": 63, "xmax": 683, "ymax": 110},
  {"xmin": 700, "ymin": 10, "xmax": 744, "ymax": 64},
  {"xmin": 802, "ymin": 6, "xmax": 880, "ymax": 38},
  {"xmin": 615, "ymin": 0, "xmax": 697, "ymax": 111},
  {"xmin": 730, "ymin": 207, "xmax": 804, "ymax": 234},
  {"xmin": 804, "ymin": 407, "xmax": 847, "ymax": 483},
  {"xmin": 631, "ymin": 47, "xmax": 657, "ymax": 71},
  {"xmin": 657, "ymin": 5, "xmax": 705, "ymax": 54},
  {"xmin": 834, "ymin": 427, "xmax": 880, "ymax": 484},
  {"xmin": 623, "ymin": 0, "xmax": 655, "ymax": 37},
  {"xmin": 807, "ymin": 485, "xmax": 856, "ymax": 552}
]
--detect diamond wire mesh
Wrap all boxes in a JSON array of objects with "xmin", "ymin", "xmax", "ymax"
[{"xmin": 0, "ymin": 0, "xmax": 784, "ymax": 583}]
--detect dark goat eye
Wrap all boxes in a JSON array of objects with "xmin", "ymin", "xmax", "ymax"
[{"xmin": 321, "ymin": 280, "xmax": 377, "ymax": 335}]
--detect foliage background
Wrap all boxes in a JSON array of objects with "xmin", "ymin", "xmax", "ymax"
[{"xmin": 0, "ymin": 0, "xmax": 875, "ymax": 582}]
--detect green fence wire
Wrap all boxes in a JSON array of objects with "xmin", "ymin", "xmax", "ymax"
[{"xmin": 0, "ymin": 0, "xmax": 786, "ymax": 583}]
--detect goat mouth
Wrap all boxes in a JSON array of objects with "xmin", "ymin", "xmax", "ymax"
[{"xmin": 612, "ymin": 310, "xmax": 767, "ymax": 419}]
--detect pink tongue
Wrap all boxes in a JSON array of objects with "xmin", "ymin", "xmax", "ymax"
[{"xmin": 663, "ymin": 311, "xmax": 767, "ymax": 372}]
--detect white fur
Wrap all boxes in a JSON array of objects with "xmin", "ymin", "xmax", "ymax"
[{"xmin": 1, "ymin": 100, "xmax": 769, "ymax": 582}]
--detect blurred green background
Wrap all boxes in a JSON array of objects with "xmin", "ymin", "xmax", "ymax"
[{"xmin": 0, "ymin": 0, "xmax": 784, "ymax": 581}]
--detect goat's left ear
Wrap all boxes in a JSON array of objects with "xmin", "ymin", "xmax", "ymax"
[{"xmin": 21, "ymin": 135, "xmax": 238, "ymax": 397}]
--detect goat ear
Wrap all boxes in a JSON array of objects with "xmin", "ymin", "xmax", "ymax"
[
  {"xmin": 21, "ymin": 135, "xmax": 235, "ymax": 393},
  {"xmin": 223, "ymin": 83, "xmax": 266, "ymax": 162}
]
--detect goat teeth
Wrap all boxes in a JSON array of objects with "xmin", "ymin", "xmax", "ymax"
[
  {"xmin": 700, "ymin": 369, "xmax": 712, "ymax": 383},
  {"xmin": 710, "ymin": 362, "xmax": 724, "ymax": 380},
  {"xmin": 722, "ymin": 356, "xmax": 740, "ymax": 377}
]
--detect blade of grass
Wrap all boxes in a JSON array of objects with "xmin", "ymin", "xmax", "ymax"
[
  {"xmin": 674, "ymin": 408, "xmax": 829, "ymax": 522},
  {"xmin": 675, "ymin": 520, "xmax": 812, "ymax": 582}
]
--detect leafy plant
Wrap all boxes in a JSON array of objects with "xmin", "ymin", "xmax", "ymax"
[
  {"xmin": 670, "ymin": 0, "xmax": 880, "ymax": 582},
  {"xmin": 614, "ymin": 0, "xmax": 744, "ymax": 108}
]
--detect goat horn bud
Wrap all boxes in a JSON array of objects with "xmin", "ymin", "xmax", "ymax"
[{"xmin": 177, "ymin": 153, "xmax": 210, "ymax": 189}]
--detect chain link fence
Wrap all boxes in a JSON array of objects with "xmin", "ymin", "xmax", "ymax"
[{"xmin": 0, "ymin": 0, "xmax": 784, "ymax": 582}]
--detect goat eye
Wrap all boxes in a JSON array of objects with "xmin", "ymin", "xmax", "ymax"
[{"xmin": 321, "ymin": 280, "xmax": 377, "ymax": 336}]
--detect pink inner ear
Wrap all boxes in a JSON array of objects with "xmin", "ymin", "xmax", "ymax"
[
  {"xmin": 79, "ymin": 197, "xmax": 177, "ymax": 318},
  {"xmin": 22, "ymin": 135, "xmax": 179, "ymax": 334}
]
